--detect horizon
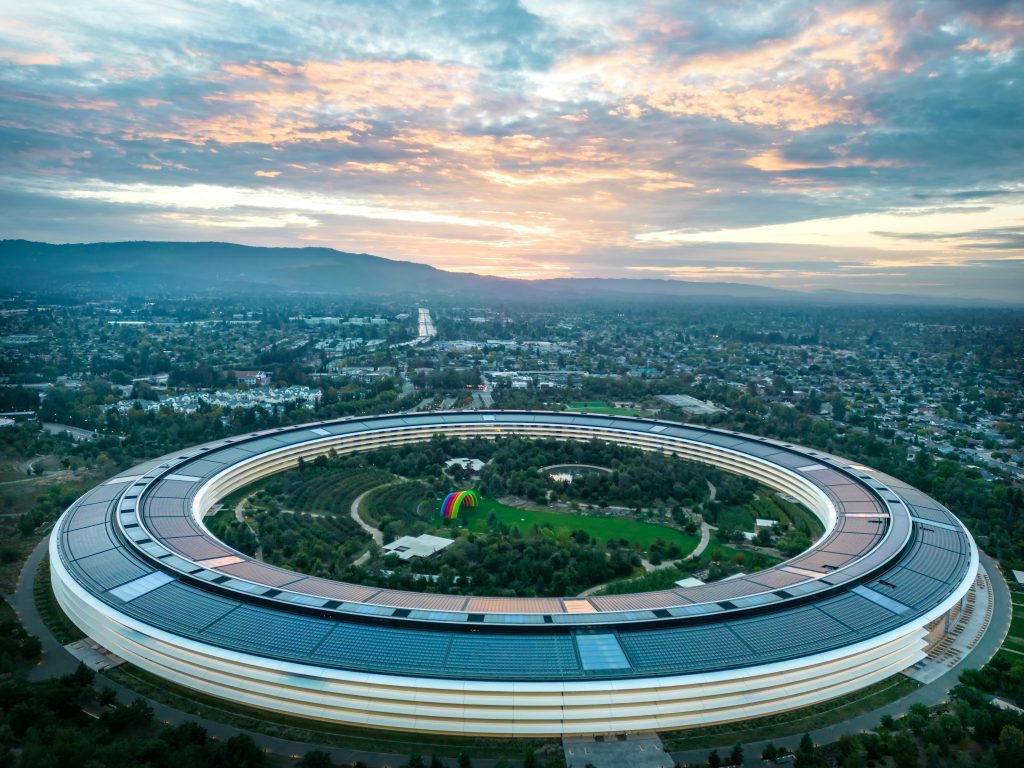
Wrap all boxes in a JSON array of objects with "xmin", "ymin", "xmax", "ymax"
[
  {"xmin": 6, "ymin": 237, "xmax": 1024, "ymax": 305},
  {"xmin": 1, "ymin": 2, "xmax": 1022, "ymax": 300}
]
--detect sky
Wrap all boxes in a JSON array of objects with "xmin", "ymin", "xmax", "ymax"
[{"xmin": 1, "ymin": 0, "xmax": 1023, "ymax": 299}]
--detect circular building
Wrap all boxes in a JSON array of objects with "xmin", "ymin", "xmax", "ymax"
[{"xmin": 50, "ymin": 411, "xmax": 977, "ymax": 736}]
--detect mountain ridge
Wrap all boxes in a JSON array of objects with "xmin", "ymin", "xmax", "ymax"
[{"xmin": 0, "ymin": 239, "xmax": 1012, "ymax": 306}]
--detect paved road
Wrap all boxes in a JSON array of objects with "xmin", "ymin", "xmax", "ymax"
[
  {"xmin": 10, "ymin": 536, "xmax": 80, "ymax": 681},
  {"xmin": 669, "ymin": 551, "xmax": 1012, "ymax": 766},
  {"xmin": 8, "ymin": 535, "xmax": 516, "ymax": 767}
]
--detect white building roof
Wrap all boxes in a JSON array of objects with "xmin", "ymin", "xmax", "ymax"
[
  {"xmin": 383, "ymin": 534, "xmax": 455, "ymax": 561},
  {"xmin": 674, "ymin": 577, "xmax": 705, "ymax": 588}
]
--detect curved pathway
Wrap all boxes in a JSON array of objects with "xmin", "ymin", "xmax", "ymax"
[
  {"xmin": 686, "ymin": 522, "xmax": 712, "ymax": 561},
  {"xmin": 350, "ymin": 486, "xmax": 385, "ymax": 546},
  {"xmin": 538, "ymin": 463, "xmax": 612, "ymax": 474},
  {"xmin": 11, "ymin": 536, "xmax": 80, "ymax": 681}
]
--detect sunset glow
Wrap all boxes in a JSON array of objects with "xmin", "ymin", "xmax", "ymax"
[{"xmin": 1, "ymin": 1, "xmax": 1022, "ymax": 297}]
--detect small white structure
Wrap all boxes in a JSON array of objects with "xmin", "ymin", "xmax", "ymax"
[
  {"xmin": 656, "ymin": 394, "xmax": 725, "ymax": 415},
  {"xmin": 445, "ymin": 457, "xmax": 484, "ymax": 473},
  {"xmin": 755, "ymin": 518, "xmax": 778, "ymax": 530},
  {"xmin": 1012, "ymin": 569, "xmax": 1024, "ymax": 585},
  {"xmin": 674, "ymin": 576, "xmax": 705, "ymax": 588},
  {"xmin": 993, "ymin": 697, "xmax": 1024, "ymax": 714},
  {"xmin": 383, "ymin": 534, "xmax": 455, "ymax": 561}
]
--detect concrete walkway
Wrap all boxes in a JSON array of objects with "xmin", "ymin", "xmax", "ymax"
[
  {"xmin": 687, "ymin": 522, "xmax": 712, "ymax": 561},
  {"xmin": 668, "ymin": 551, "xmax": 1011, "ymax": 766}
]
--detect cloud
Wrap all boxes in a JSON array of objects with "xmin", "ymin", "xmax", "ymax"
[
  {"xmin": 0, "ymin": 0, "xmax": 1023, "ymax": 298},
  {"xmin": 745, "ymin": 148, "xmax": 898, "ymax": 172},
  {"xmin": 41, "ymin": 177, "xmax": 551, "ymax": 235},
  {"xmin": 637, "ymin": 202, "xmax": 1024, "ymax": 256}
]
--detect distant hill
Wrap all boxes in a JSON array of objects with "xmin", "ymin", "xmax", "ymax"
[{"xmin": 0, "ymin": 239, "xmax": 1007, "ymax": 305}]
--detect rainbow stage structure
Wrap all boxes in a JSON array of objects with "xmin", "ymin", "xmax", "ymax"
[
  {"xmin": 439, "ymin": 489, "xmax": 478, "ymax": 520},
  {"xmin": 50, "ymin": 411, "xmax": 978, "ymax": 736}
]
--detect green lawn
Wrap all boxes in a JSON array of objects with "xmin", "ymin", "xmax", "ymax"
[
  {"xmin": 567, "ymin": 401, "xmax": 644, "ymax": 416},
  {"xmin": 464, "ymin": 497, "xmax": 699, "ymax": 553},
  {"xmin": 1009, "ymin": 613, "xmax": 1024, "ymax": 641},
  {"xmin": 1002, "ymin": 636, "xmax": 1024, "ymax": 655}
]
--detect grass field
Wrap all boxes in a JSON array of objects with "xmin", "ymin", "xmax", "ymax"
[
  {"xmin": 465, "ymin": 497, "xmax": 700, "ymax": 553},
  {"xmin": 1009, "ymin": 613, "xmax": 1024, "ymax": 641},
  {"xmin": 1003, "ymin": 636, "xmax": 1024, "ymax": 655},
  {"xmin": 567, "ymin": 401, "xmax": 645, "ymax": 416}
]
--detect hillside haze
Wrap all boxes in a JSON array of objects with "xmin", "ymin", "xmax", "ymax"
[{"xmin": 0, "ymin": 239, "xmax": 1004, "ymax": 305}]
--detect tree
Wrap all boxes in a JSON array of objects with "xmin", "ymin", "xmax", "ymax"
[
  {"xmin": 889, "ymin": 733, "xmax": 918, "ymax": 768},
  {"xmin": 795, "ymin": 733, "xmax": 817, "ymax": 768},
  {"xmin": 214, "ymin": 733, "xmax": 267, "ymax": 768},
  {"xmin": 728, "ymin": 743, "xmax": 743, "ymax": 766},
  {"xmin": 100, "ymin": 697, "xmax": 153, "ymax": 732},
  {"xmin": 298, "ymin": 750, "xmax": 334, "ymax": 768},
  {"xmin": 707, "ymin": 748, "xmax": 721, "ymax": 768},
  {"xmin": 98, "ymin": 687, "xmax": 117, "ymax": 706},
  {"xmin": 996, "ymin": 725, "xmax": 1024, "ymax": 768},
  {"xmin": 799, "ymin": 733, "xmax": 814, "ymax": 753}
]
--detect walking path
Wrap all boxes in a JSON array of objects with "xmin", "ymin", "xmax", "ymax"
[
  {"xmin": 350, "ymin": 487, "xmax": 385, "ymax": 546},
  {"xmin": 687, "ymin": 522, "xmax": 712, "ymax": 561},
  {"xmin": 680, "ymin": 480, "xmax": 716, "ymax": 561}
]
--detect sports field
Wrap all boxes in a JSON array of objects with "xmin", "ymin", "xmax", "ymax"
[{"xmin": 465, "ymin": 497, "xmax": 699, "ymax": 553}]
